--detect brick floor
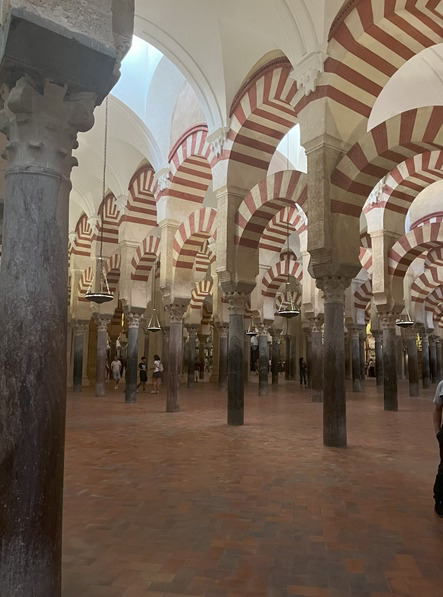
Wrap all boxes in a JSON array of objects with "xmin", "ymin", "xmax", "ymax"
[{"xmin": 62, "ymin": 377, "xmax": 443, "ymax": 596}]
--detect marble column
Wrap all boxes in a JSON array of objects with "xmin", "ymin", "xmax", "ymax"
[
  {"xmin": 397, "ymin": 336, "xmax": 404, "ymax": 379},
  {"xmin": 379, "ymin": 314, "xmax": 399, "ymax": 411},
  {"xmin": 373, "ymin": 330, "xmax": 384, "ymax": 387},
  {"xmin": 218, "ymin": 324, "xmax": 229, "ymax": 391},
  {"xmin": 0, "ymin": 79, "xmax": 107, "ymax": 594},
  {"xmin": 94, "ymin": 315, "xmax": 111, "ymax": 397},
  {"xmin": 73, "ymin": 321, "xmax": 89, "ymax": 392},
  {"xmin": 437, "ymin": 339, "xmax": 443, "ymax": 380},
  {"xmin": 226, "ymin": 292, "xmax": 248, "ymax": 426},
  {"xmin": 109, "ymin": 334, "xmax": 118, "ymax": 361},
  {"xmin": 359, "ymin": 331, "xmax": 366, "ymax": 381},
  {"xmin": 258, "ymin": 323, "xmax": 269, "ymax": 396},
  {"xmin": 186, "ymin": 325, "xmax": 198, "ymax": 388},
  {"xmin": 406, "ymin": 328, "xmax": 419, "ymax": 397},
  {"xmin": 430, "ymin": 335, "xmax": 438, "ymax": 384},
  {"xmin": 284, "ymin": 336, "xmax": 291, "ymax": 380},
  {"xmin": 305, "ymin": 329, "xmax": 312, "ymax": 388},
  {"xmin": 161, "ymin": 326, "xmax": 169, "ymax": 384},
  {"xmin": 310, "ymin": 318, "xmax": 323, "ymax": 402},
  {"xmin": 244, "ymin": 334, "xmax": 250, "ymax": 382},
  {"xmin": 318, "ymin": 277, "xmax": 348, "ymax": 448},
  {"xmin": 165, "ymin": 303, "xmax": 187, "ymax": 412},
  {"xmin": 344, "ymin": 331, "xmax": 351, "ymax": 380},
  {"xmin": 125, "ymin": 311, "xmax": 143, "ymax": 404},
  {"xmin": 349, "ymin": 327, "xmax": 361, "ymax": 393},
  {"xmin": 289, "ymin": 336, "xmax": 297, "ymax": 380},
  {"xmin": 421, "ymin": 330, "xmax": 431, "ymax": 389},
  {"xmin": 271, "ymin": 329, "xmax": 281, "ymax": 385},
  {"xmin": 198, "ymin": 334, "xmax": 207, "ymax": 380}
]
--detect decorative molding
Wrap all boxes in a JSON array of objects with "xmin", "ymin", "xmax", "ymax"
[
  {"xmin": 317, "ymin": 276, "xmax": 350, "ymax": 304},
  {"xmin": 154, "ymin": 166, "xmax": 171, "ymax": 193},
  {"xmin": 207, "ymin": 127, "xmax": 228, "ymax": 158},
  {"xmin": 225, "ymin": 291, "xmax": 249, "ymax": 316},
  {"xmin": 290, "ymin": 51, "xmax": 327, "ymax": 96},
  {"xmin": 115, "ymin": 193, "xmax": 128, "ymax": 213}
]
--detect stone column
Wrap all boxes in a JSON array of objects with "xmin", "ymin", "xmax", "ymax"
[
  {"xmin": 289, "ymin": 336, "xmax": 297, "ymax": 380},
  {"xmin": 198, "ymin": 334, "xmax": 207, "ymax": 379},
  {"xmin": 94, "ymin": 315, "xmax": 111, "ymax": 397},
  {"xmin": 379, "ymin": 314, "xmax": 399, "ymax": 411},
  {"xmin": 161, "ymin": 326, "xmax": 169, "ymax": 384},
  {"xmin": 359, "ymin": 331, "xmax": 366, "ymax": 381},
  {"xmin": 373, "ymin": 330, "xmax": 383, "ymax": 387},
  {"xmin": 271, "ymin": 329, "xmax": 281, "ymax": 385},
  {"xmin": 430, "ymin": 335, "xmax": 438, "ymax": 384},
  {"xmin": 397, "ymin": 335, "xmax": 404, "ymax": 379},
  {"xmin": 258, "ymin": 322, "xmax": 269, "ymax": 396},
  {"xmin": 109, "ymin": 334, "xmax": 118, "ymax": 361},
  {"xmin": 125, "ymin": 311, "xmax": 143, "ymax": 403},
  {"xmin": 226, "ymin": 292, "xmax": 248, "ymax": 425},
  {"xmin": 165, "ymin": 303, "xmax": 188, "ymax": 412},
  {"xmin": 0, "ymin": 24, "xmax": 127, "ymax": 588},
  {"xmin": 305, "ymin": 328, "xmax": 312, "ymax": 388},
  {"xmin": 349, "ymin": 327, "xmax": 362, "ymax": 393},
  {"xmin": 318, "ymin": 277, "xmax": 348, "ymax": 448},
  {"xmin": 310, "ymin": 318, "xmax": 323, "ymax": 402},
  {"xmin": 218, "ymin": 324, "xmax": 229, "ymax": 391},
  {"xmin": 73, "ymin": 321, "xmax": 89, "ymax": 392},
  {"xmin": 284, "ymin": 335, "xmax": 291, "ymax": 380},
  {"xmin": 421, "ymin": 330, "xmax": 431, "ymax": 389},
  {"xmin": 437, "ymin": 339, "xmax": 443, "ymax": 381},
  {"xmin": 244, "ymin": 334, "xmax": 250, "ymax": 382},
  {"xmin": 344, "ymin": 330, "xmax": 351, "ymax": 380},
  {"xmin": 406, "ymin": 328, "xmax": 419, "ymax": 397},
  {"xmin": 186, "ymin": 325, "xmax": 198, "ymax": 388}
]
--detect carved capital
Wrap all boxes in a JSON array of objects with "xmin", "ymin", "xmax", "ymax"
[
  {"xmin": 290, "ymin": 51, "xmax": 327, "ymax": 96},
  {"xmin": 378, "ymin": 313, "xmax": 400, "ymax": 330},
  {"xmin": 372, "ymin": 330, "xmax": 383, "ymax": 342},
  {"xmin": 218, "ymin": 324, "xmax": 229, "ymax": 338},
  {"xmin": 257, "ymin": 322, "xmax": 269, "ymax": 337},
  {"xmin": 308, "ymin": 314, "xmax": 324, "ymax": 334},
  {"xmin": 185, "ymin": 324, "xmax": 199, "ymax": 339},
  {"xmin": 154, "ymin": 166, "xmax": 171, "ymax": 193},
  {"xmin": 347, "ymin": 325, "xmax": 363, "ymax": 340},
  {"xmin": 317, "ymin": 276, "xmax": 350, "ymax": 304},
  {"xmin": 94, "ymin": 314, "xmax": 111, "ymax": 333},
  {"xmin": 126, "ymin": 311, "xmax": 143, "ymax": 329},
  {"xmin": 207, "ymin": 126, "xmax": 228, "ymax": 158},
  {"xmin": 225, "ymin": 291, "xmax": 249, "ymax": 316},
  {"xmin": 165, "ymin": 302, "xmax": 188, "ymax": 323},
  {"xmin": 74, "ymin": 320, "xmax": 89, "ymax": 336}
]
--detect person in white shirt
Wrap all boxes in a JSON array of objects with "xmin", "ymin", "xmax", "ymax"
[
  {"xmin": 150, "ymin": 354, "xmax": 163, "ymax": 394},
  {"xmin": 433, "ymin": 380, "xmax": 443, "ymax": 517},
  {"xmin": 110, "ymin": 356, "xmax": 122, "ymax": 390}
]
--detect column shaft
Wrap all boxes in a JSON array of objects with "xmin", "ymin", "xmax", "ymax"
[
  {"xmin": 198, "ymin": 336, "xmax": 206, "ymax": 380},
  {"xmin": 73, "ymin": 330, "xmax": 84, "ymax": 392},
  {"xmin": 374, "ymin": 333, "xmax": 383, "ymax": 387},
  {"xmin": 311, "ymin": 329, "xmax": 323, "ymax": 402},
  {"xmin": 271, "ymin": 332, "xmax": 280, "ymax": 385},
  {"xmin": 382, "ymin": 321, "xmax": 398, "ymax": 411},
  {"xmin": 226, "ymin": 293, "xmax": 247, "ymax": 426},
  {"xmin": 95, "ymin": 319, "xmax": 109, "ymax": 397},
  {"xmin": 218, "ymin": 328, "xmax": 228, "ymax": 391},
  {"xmin": 306, "ymin": 333, "xmax": 312, "ymax": 388},
  {"xmin": 407, "ymin": 333, "xmax": 419, "ymax": 397},
  {"xmin": 437, "ymin": 341, "xmax": 443, "ymax": 380},
  {"xmin": 359, "ymin": 334, "xmax": 366, "ymax": 381},
  {"xmin": 344, "ymin": 332, "xmax": 351, "ymax": 380},
  {"xmin": 422, "ymin": 333, "xmax": 431, "ymax": 389},
  {"xmin": 258, "ymin": 328, "xmax": 269, "ymax": 396},
  {"xmin": 186, "ymin": 330, "xmax": 197, "ymax": 388},
  {"xmin": 125, "ymin": 315, "xmax": 141, "ymax": 403},
  {"xmin": 351, "ymin": 330, "xmax": 361, "ymax": 393},
  {"xmin": 284, "ymin": 336, "xmax": 290, "ymax": 380},
  {"xmin": 167, "ymin": 320, "xmax": 183, "ymax": 412},
  {"xmin": 289, "ymin": 336, "xmax": 296, "ymax": 380},
  {"xmin": 430, "ymin": 338, "xmax": 438, "ymax": 384}
]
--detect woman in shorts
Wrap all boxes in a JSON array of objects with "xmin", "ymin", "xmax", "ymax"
[{"xmin": 150, "ymin": 354, "xmax": 163, "ymax": 394}]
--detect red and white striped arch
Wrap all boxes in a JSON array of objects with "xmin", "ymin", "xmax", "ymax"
[
  {"xmin": 195, "ymin": 239, "xmax": 215, "ymax": 274},
  {"xmin": 354, "ymin": 279, "xmax": 373, "ymax": 311},
  {"xmin": 425, "ymin": 247, "xmax": 443, "ymax": 267},
  {"xmin": 131, "ymin": 235, "xmax": 161, "ymax": 282},
  {"xmin": 411, "ymin": 266, "xmax": 443, "ymax": 303},
  {"xmin": 104, "ymin": 252, "xmax": 121, "ymax": 294},
  {"xmin": 78, "ymin": 267, "xmax": 93, "ymax": 303},
  {"xmin": 157, "ymin": 125, "xmax": 212, "ymax": 204},
  {"xmin": 71, "ymin": 213, "xmax": 93, "ymax": 257},
  {"xmin": 190, "ymin": 279, "xmax": 214, "ymax": 311},
  {"xmin": 359, "ymin": 247, "xmax": 373, "ymax": 275},
  {"xmin": 259, "ymin": 205, "xmax": 307, "ymax": 253},
  {"xmin": 275, "ymin": 290, "xmax": 302, "ymax": 313},
  {"xmin": 125, "ymin": 165, "xmax": 157, "ymax": 227},
  {"xmin": 312, "ymin": 1, "xmax": 443, "ymax": 142},
  {"xmin": 173, "ymin": 208, "xmax": 217, "ymax": 269},
  {"xmin": 331, "ymin": 107, "xmax": 443, "ymax": 217},
  {"xmin": 425, "ymin": 285, "xmax": 443, "ymax": 314},
  {"xmin": 388, "ymin": 222, "xmax": 443, "ymax": 278},
  {"xmin": 236, "ymin": 170, "xmax": 307, "ymax": 248},
  {"xmin": 97, "ymin": 193, "xmax": 121, "ymax": 245},
  {"xmin": 262, "ymin": 259, "xmax": 303, "ymax": 298},
  {"xmin": 226, "ymin": 58, "xmax": 299, "ymax": 180}
]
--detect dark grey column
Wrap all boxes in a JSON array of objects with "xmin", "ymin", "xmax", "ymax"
[
  {"xmin": 186, "ymin": 325, "xmax": 198, "ymax": 388},
  {"xmin": 350, "ymin": 327, "xmax": 361, "ymax": 393},
  {"xmin": 271, "ymin": 329, "xmax": 281, "ymax": 385},
  {"xmin": 319, "ymin": 277, "xmax": 348, "ymax": 448},
  {"xmin": 161, "ymin": 326, "xmax": 169, "ymax": 384},
  {"xmin": 421, "ymin": 330, "xmax": 431, "ymax": 389},
  {"xmin": 125, "ymin": 311, "xmax": 143, "ymax": 403},
  {"xmin": 95, "ymin": 316, "xmax": 111, "ymax": 397},
  {"xmin": 289, "ymin": 336, "xmax": 296, "ymax": 380},
  {"xmin": 166, "ymin": 303, "xmax": 187, "ymax": 412},
  {"xmin": 109, "ymin": 334, "xmax": 118, "ymax": 361},
  {"xmin": 430, "ymin": 335, "xmax": 438, "ymax": 384},
  {"xmin": 198, "ymin": 334, "xmax": 207, "ymax": 379},
  {"xmin": 218, "ymin": 324, "xmax": 229, "ymax": 391},
  {"xmin": 226, "ymin": 292, "xmax": 248, "ymax": 426},
  {"xmin": 73, "ymin": 321, "xmax": 88, "ymax": 392},
  {"xmin": 344, "ymin": 330, "xmax": 351, "ymax": 380},
  {"xmin": 244, "ymin": 334, "xmax": 250, "ymax": 382},
  {"xmin": 284, "ymin": 336, "xmax": 290, "ymax": 380},
  {"xmin": 397, "ymin": 336, "xmax": 404, "ymax": 379},
  {"xmin": 258, "ymin": 323, "xmax": 269, "ymax": 396},
  {"xmin": 305, "ymin": 329, "xmax": 312, "ymax": 388},
  {"xmin": 359, "ymin": 332, "xmax": 366, "ymax": 381},
  {"xmin": 380, "ymin": 314, "xmax": 398, "ymax": 411},
  {"xmin": 373, "ymin": 330, "xmax": 383, "ymax": 387},
  {"xmin": 406, "ymin": 329, "xmax": 419, "ymax": 397},
  {"xmin": 311, "ymin": 322, "xmax": 323, "ymax": 402},
  {"xmin": 437, "ymin": 339, "xmax": 443, "ymax": 380}
]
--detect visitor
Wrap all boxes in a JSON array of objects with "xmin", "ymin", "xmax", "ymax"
[
  {"xmin": 194, "ymin": 358, "xmax": 200, "ymax": 383},
  {"xmin": 433, "ymin": 379, "xmax": 443, "ymax": 517},
  {"xmin": 367, "ymin": 358, "xmax": 375, "ymax": 377},
  {"xmin": 137, "ymin": 356, "xmax": 148, "ymax": 392},
  {"xmin": 299, "ymin": 357, "xmax": 307, "ymax": 388},
  {"xmin": 150, "ymin": 354, "xmax": 163, "ymax": 394},
  {"xmin": 111, "ymin": 355, "xmax": 122, "ymax": 390}
]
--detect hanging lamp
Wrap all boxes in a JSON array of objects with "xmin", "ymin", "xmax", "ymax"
[
  {"xmin": 277, "ymin": 212, "xmax": 300, "ymax": 319},
  {"xmin": 246, "ymin": 319, "xmax": 258, "ymax": 337},
  {"xmin": 86, "ymin": 96, "xmax": 114, "ymax": 304},
  {"xmin": 395, "ymin": 308, "xmax": 415, "ymax": 328},
  {"xmin": 146, "ymin": 259, "xmax": 161, "ymax": 332}
]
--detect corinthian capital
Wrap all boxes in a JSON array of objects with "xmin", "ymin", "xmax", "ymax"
[
  {"xmin": 224, "ymin": 291, "xmax": 249, "ymax": 316},
  {"xmin": 317, "ymin": 276, "xmax": 350, "ymax": 304},
  {"xmin": 165, "ymin": 301, "xmax": 188, "ymax": 323}
]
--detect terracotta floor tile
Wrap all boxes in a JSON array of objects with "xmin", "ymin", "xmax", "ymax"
[{"xmin": 61, "ymin": 378, "xmax": 443, "ymax": 597}]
